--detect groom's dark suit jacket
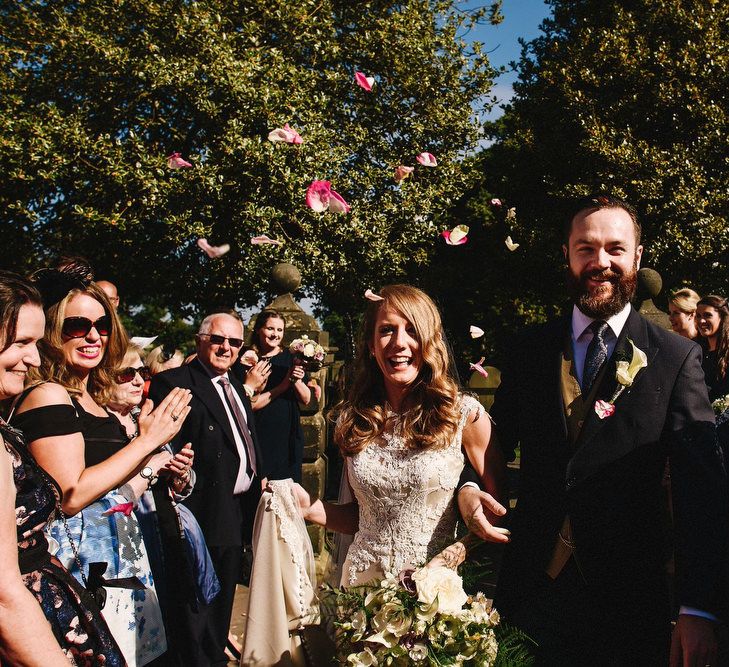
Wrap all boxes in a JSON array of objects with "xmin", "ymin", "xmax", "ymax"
[
  {"xmin": 149, "ymin": 358, "xmax": 265, "ymax": 547},
  {"xmin": 468, "ymin": 308, "xmax": 727, "ymax": 622}
]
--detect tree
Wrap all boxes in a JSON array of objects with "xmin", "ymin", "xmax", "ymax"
[
  {"xmin": 433, "ymin": 0, "xmax": 728, "ymax": 366},
  {"xmin": 0, "ymin": 0, "xmax": 501, "ymax": 321}
]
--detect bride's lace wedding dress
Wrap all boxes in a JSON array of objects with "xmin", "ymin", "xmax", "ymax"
[{"xmin": 341, "ymin": 395, "xmax": 483, "ymax": 587}]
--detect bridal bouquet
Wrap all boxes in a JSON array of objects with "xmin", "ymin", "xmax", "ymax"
[
  {"xmin": 321, "ymin": 566, "xmax": 532, "ymax": 666},
  {"xmin": 712, "ymin": 394, "xmax": 729, "ymax": 416},
  {"xmin": 289, "ymin": 335, "xmax": 326, "ymax": 371}
]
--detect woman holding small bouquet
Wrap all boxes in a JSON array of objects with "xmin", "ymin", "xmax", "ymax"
[{"xmin": 245, "ymin": 310, "xmax": 311, "ymax": 482}]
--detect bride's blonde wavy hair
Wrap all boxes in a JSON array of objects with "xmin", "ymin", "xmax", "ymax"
[
  {"xmin": 28, "ymin": 284, "xmax": 128, "ymax": 405},
  {"xmin": 335, "ymin": 284, "xmax": 460, "ymax": 456}
]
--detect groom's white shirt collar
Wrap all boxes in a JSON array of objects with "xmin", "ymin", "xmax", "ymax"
[{"xmin": 571, "ymin": 302, "xmax": 632, "ymax": 342}]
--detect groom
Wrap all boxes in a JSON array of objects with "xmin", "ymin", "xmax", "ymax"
[{"xmin": 459, "ymin": 194, "xmax": 727, "ymax": 665}]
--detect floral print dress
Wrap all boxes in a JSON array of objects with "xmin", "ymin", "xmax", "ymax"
[{"xmin": 2, "ymin": 418, "xmax": 125, "ymax": 666}]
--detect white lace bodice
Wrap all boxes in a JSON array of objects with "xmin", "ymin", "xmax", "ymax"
[{"xmin": 342, "ymin": 395, "xmax": 484, "ymax": 586}]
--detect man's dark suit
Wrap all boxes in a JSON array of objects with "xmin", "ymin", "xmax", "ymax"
[
  {"xmin": 149, "ymin": 358, "xmax": 264, "ymax": 666},
  {"xmin": 472, "ymin": 308, "xmax": 727, "ymax": 664}
]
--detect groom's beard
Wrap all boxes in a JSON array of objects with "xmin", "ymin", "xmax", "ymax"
[{"xmin": 566, "ymin": 261, "xmax": 638, "ymax": 319}]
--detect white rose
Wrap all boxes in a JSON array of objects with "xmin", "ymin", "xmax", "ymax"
[
  {"xmin": 371, "ymin": 601, "xmax": 411, "ymax": 638},
  {"xmin": 409, "ymin": 643, "xmax": 428, "ymax": 662},
  {"xmin": 303, "ymin": 342, "xmax": 316, "ymax": 357},
  {"xmin": 347, "ymin": 648, "xmax": 377, "ymax": 666},
  {"xmin": 412, "ymin": 566, "xmax": 468, "ymax": 614}
]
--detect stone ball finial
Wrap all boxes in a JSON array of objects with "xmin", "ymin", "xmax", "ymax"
[
  {"xmin": 637, "ymin": 268, "xmax": 663, "ymax": 299},
  {"xmin": 271, "ymin": 262, "xmax": 301, "ymax": 295}
]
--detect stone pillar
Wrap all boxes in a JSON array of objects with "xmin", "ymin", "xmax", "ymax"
[
  {"xmin": 635, "ymin": 268, "xmax": 672, "ymax": 330},
  {"xmin": 245, "ymin": 263, "xmax": 333, "ymax": 554}
]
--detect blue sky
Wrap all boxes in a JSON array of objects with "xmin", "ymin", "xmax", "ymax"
[{"xmin": 464, "ymin": 0, "xmax": 551, "ymax": 119}]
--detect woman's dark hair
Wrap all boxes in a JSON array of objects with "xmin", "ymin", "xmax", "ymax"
[
  {"xmin": 697, "ymin": 294, "xmax": 729, "ymax": 380},
  {"xmin": 0, "ymin": 271, "xmax": 43, "ymax": 352},
  {"xmin": 251, "ymin": 310, "xmax": 286, "ymax": 352}
]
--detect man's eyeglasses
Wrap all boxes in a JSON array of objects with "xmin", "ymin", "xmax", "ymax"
[
  {"xmin": 62, "ymin": 315, "xmax": 112, "ymax": 339},
  {"xmin": 115, "ymin": 366, "xmax": 152, "ymax": 383},
  {"xmin": 197, "ymin": 333, "xmax": 243, "ymax": 348}
]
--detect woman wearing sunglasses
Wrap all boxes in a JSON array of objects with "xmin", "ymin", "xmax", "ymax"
[
  {"xmin": 11, "ymin": 263, "xmax": 192, "ymax": 667},
  {"xmin": 106, "ymin": 345, "xmax": 215, "ymax": 665},
  {"xmin": 0, "ymin": 270, "xmax": 124, "ymax": 666}
]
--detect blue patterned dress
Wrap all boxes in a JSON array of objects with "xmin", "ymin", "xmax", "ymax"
[
  {"xmin": 12, "ymin": 399, "xmax": 166, "ymax": 667},
  {"xmin": 2, "ymin": 418, "xmax": 125, "ymax": 666}
]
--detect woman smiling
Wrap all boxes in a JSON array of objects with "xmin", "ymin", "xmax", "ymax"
[{"xmin": 11, "ymin": 263, "xmax": 191, "ymax": 667}]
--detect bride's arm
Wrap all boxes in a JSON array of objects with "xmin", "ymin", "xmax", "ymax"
[
  {"xmin": 291, "ymin": 483, "xmax": 359, "ymax": 535},
  {"xmin": 460, "ymin": 406, "xmax": 510, "ymax": 544}
]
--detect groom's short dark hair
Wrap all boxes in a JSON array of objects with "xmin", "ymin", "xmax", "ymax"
[{"xmin": 564, "ymin": 193, "xmax": 641, "ymax": 245}]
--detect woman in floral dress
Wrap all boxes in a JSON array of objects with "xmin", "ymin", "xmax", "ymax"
[{"xmin": 0, "ymin": 269, "xmax": 124, "ymax": 666}]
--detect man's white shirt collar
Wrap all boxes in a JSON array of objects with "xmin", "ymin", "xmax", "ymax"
[{"xmin": 572, "ymin": 302, "xmax": 632, "ymax": 341}]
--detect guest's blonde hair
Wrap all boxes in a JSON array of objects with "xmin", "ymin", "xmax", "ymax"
[
  {"xmin": 29, "ymin": 283, "xmax": 128, "ymax": 403},
  {"xmin": 146, "ymin": 344, "xmax": 184, "ymax": 374},
  {"xmin": 670, "ymin": 288, "xmax": 700, "ymax": 314},
  {"xmin": 334, "ymin": 284, "xmax": 460, "ymax": 456}
]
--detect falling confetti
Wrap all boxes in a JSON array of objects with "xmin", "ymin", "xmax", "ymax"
[
  {"xmin": 394, "ymin": 165, "xmax": 414, "ymax": 183},
  {"xmin": 306, "ymin": 180, "xmax": 351, "ymax": 214},
  {"xmin": 364, "ymin": 289, "xmax": 384, "ymax": 302},
  {"xmin": 470, "ymin": 325, "xmax": 485, "ymax": 339},
  {"xmin": 505, "ymin": 236, "xmax": 520, "ymax": 252},
  {"xmin": 469, "ymin": 357, "xmax": 489, "ymax": 379},
  {"xmin": 197, "ymin": 238, "xmax": 231, "ymax": 258},
  {"xmin": 167, "ymin": 152, "xmax": 192, "ymax": 169},
  {"xmin": 441, "ymin": 225, "xmax": 469, "ymax": 245},
  {"xmin": 416, "ymin": 152, "xmax": 438, "ymax": 167},
  {"xmin": 355, "ymin": 72, "xmax": 375, "ymax": 91},
  {"xmin": 250, "ymin": 235, "xmax": 284, "ymax": 246},
  {"xmin": 267, "ymin": 123, "xmax": 303, "ymax": 144}
]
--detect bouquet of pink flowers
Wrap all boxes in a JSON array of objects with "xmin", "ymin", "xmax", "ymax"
[{"xmin": 289, "ymin": 335, "xmax": 326, "ymax": 371}]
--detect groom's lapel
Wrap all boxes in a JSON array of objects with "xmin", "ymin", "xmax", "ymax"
[
  {"xmin": 566, "ymin": 308, "xmax": 659, "ymax": 486},
  {"xmin": 542, "ymin": 317, "xmax": 570, "ymax": 445}
]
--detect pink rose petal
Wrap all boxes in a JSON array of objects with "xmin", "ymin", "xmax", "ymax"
[
  {"xmin": 167, "ymin": 152, "xmax": 192, "ymax": 169},
  {"xmin": 490, "ymin": 198, "xmax": 502, "ymax": 207},
  {"xmin": 306, "ymin": 180, "xmax": 332, "ymax": 212},
  {"xmin": 328, "ymin": 189, "xmax": 351, "ymax": 214},
  {"xmin": 355, "ymin": 72, "xmax": 375, "ymax": 91},
  {"xmin": 594, "ymin": 400, "xmax": 615, "ymax": 419},
  {"xmin": 394, "ymin": 165, "xmax": 414, "ymax": 183},
  {"xmin": 364, "ymin": 289, "xmax": 384, "ymax": 302},
  {"xmin": 103, "ymin": 502, "xmax": 135, "ymax": 517},
  {"xmin": 416, "ymin": 152, "xmax": 437, "ymax": 167},
  {"xmin": 250, "ymin": 234, "xmax": 283, "ymax": 246},
  {"xmin": 441, "ymin": 225, "xmax": 469, "ymax": 245},
  {"xmin": 469, "ymin": 357, "xmax": 489, "ymax": 379},
  {"xmin": 197, "ymin": 238, "xmax": 230, "ymax": 258},
  {"xmin": 267, "ymin": 123, "xmax": 303, "ymax": 144}
]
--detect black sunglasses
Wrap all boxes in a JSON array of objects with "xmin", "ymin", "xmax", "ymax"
[
  {"xmin": 115, "ymin": 366, "xmax": 152, "ymax": 383},
  {"xmin": 198, "ymin": 333, "xmax": 243, "ymax": 348},
  {"xmin": 62, "ymin": 315, "xmax": 112, "ymax": 339}
]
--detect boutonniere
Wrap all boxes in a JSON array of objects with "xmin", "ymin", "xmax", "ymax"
[{"xmin": 594, "ymin": 339, "xmax": 648, "ymax": 419}]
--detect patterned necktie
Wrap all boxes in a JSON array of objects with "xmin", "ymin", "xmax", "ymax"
[
  {"xmin": 582, "ymin": 320, "xmax": 609, "ymax": 394},
  {"xmin": 218, "ymin": 376, "xmax": 257, "ymax": 478}
]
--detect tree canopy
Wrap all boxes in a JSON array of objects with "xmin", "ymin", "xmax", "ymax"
[
  {"xmin": 429, "ymin": 0, "xmax": 728, "ymax": 366},
  {"xmin": 1, "ymin": 0, "xmax": 502, "ymax": 319}
]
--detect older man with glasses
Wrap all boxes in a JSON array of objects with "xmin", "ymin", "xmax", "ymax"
[{"xmin": 149, "ymin": 312, "xmax": 272, "ymax": 666}]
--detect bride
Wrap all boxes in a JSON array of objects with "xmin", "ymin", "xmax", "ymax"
[{"xmin": 295, "ymin": 284, "xmax": 509, "ymax": 587}]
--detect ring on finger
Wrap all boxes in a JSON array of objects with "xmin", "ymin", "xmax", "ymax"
[{"xmin": 171, "ymin": 413, "xmax": 180, "ymax": 422}]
